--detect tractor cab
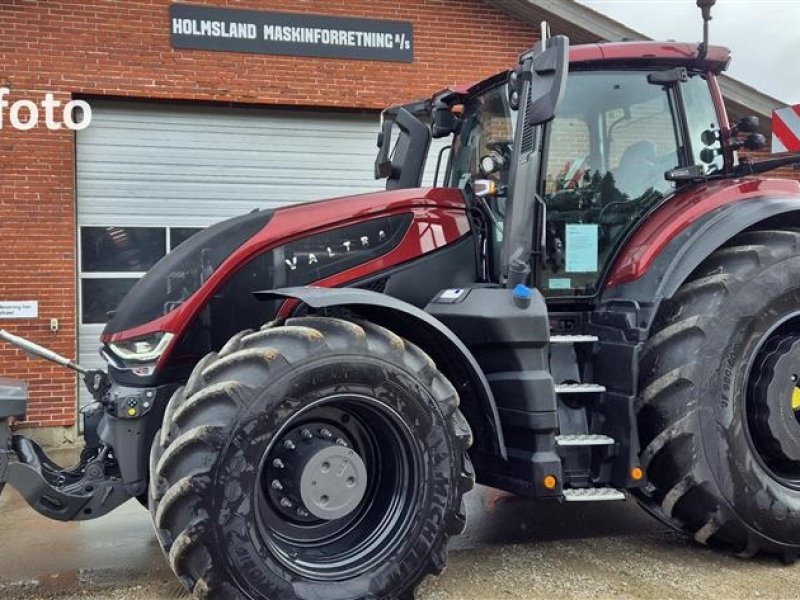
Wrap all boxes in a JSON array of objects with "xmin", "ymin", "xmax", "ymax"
[{"xmin": 377, "ymin": 40, "xmax": 733, "ymax": 301}]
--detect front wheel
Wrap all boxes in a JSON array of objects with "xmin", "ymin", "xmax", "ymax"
[{"xmin": 149, "ymin": 317, "xmax": 474, "ymax": 599}]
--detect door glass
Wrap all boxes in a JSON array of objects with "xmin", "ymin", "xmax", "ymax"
[
  {"xmin": 448, "ymin": 85, "xmax": 516, "ymax": 189},
  {"xmin": 682, "ymin": 75, "xmax": 724, "ymax": 174},
  {"xmin": 541, "ymin": 71, "xmax": 682, "ymax": 296}
]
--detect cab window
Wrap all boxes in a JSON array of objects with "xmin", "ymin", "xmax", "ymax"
[{"xmin": 540, "ymin": 71, "xmax": 683, "ymax": 297}]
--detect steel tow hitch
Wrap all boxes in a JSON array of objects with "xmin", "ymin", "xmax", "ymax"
[{"xmin": 0, "ymin": 332, "xmax": 129, "ymax": 519}]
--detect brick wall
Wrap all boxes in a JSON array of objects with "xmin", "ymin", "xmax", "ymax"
[{"xmin": 0, "ymin": 0, "xmax": 539, "ymax": 427}]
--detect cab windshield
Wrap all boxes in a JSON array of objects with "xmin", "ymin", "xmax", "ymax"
[{"xmin": 448, "ymin": 70, "xmax": 723, "ymax": 297}]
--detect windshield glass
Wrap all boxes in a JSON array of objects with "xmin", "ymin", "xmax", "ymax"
[
  {"xmin": 540, "ymin": 71, "xmax": 688, "ymax": 296},
  {"xmin": 451, "ymin": 71, "xmax": 698, "ymax": 297}
]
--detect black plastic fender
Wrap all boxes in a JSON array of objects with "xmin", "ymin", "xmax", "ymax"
[
  {"xmin": 257, "ymin": 286, "xmax": 507, "ymax": 459},
  {"xmin": 602, "ymin": 195, "xmax": 800, "ymax": 329}
]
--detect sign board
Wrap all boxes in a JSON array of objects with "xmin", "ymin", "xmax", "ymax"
[
  {"xmin": 170, "ymin": 4, "xmax": 413, "ymax": 63},
  {"xmin": 772, "ymin": 105, "xmax": 800, "ymax": 152},
  {"xmin": 0, "ymin": 301, "xmax": 38, "ymax": 319}
]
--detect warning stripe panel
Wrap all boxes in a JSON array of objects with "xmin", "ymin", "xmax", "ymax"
[{"xmin": 772, "ymin": 105, "xmax": 800, "ymax": 153}]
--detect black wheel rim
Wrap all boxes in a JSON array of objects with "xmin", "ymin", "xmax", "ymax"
[
  {"xmin": 746, "ymin": 313, "xmax": 800, "ymax": 489},
  {"xmin": 254, "ymin": 394, "xmax": 422, "ymax": 580}
]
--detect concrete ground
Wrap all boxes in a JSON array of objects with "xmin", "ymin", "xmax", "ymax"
[{"xmin": 1, "ymin": 448, "xmax": 799, "ymax": 599}]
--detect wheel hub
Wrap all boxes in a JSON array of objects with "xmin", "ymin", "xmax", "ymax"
[
  {"xmin": 299, "ymin": 445, "xmax": 367, "ymax": 520},
  {"xmin": 748, "ymin": 334, "xmax": 800, "ymax": 464},
  {"xmin": 265, "ymin": 422, "xmax": 368, "ymax": 522}
]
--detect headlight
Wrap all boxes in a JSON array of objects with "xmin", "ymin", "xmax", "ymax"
[{"xmin": 108, "ymin": 332, "xmax": 174, "ymax": 363}]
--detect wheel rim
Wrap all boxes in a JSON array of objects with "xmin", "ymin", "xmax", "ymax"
[
  {"xmin": 746, "ymin": 316, "xmax": 800, "ymax": 488},
  {"xmin": 254, "ymin": 394, "xmax": 422, "ymax": 580}
]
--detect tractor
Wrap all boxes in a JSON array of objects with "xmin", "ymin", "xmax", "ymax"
[{"xmin": 4, "ymin": 1, "xmax": 800, "ymax": 597}]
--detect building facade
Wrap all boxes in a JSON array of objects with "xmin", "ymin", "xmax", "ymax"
[{"xmin": 0, "ymin": 0, "xmax": 792, "ymax": 434}]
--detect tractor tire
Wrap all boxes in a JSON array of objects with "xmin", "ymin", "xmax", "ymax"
[
  {"xmin": 636, "ymin": 229, "xmax": 800, "ymax": 561},
  {"xmin": 148, "ymin": 316, "xmax": 474, "ymax": 599}
]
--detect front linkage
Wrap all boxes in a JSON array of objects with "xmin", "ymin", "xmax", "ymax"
[{"xmin": 0, "ymin": 330, "xmax": 130, "ymax": 520}]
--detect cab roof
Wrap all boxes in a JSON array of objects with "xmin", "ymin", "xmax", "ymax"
[
  {"xmin": 449, "ymin": 41, "xmax": 731, "ymax": 96},
  {"xmin": 569, "ymin": 41, "xmax": 730, "ymax": 71}
]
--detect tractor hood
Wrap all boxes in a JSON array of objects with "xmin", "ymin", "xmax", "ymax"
[{"xmin": 102, "ymin": 186, "xmax": 468, "ymax": 343}]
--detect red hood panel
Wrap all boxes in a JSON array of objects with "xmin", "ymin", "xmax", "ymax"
[
  {"xmin": 103, "ymin": 187, "xmax": 468, "ymax": 345},
  {"xmin": 254, "ymin": 186, "xmax": 466, "ymax": 246}
]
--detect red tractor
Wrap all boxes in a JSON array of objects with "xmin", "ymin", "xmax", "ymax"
[{"xmin": 3, "ymin": 3, "xmax": 800, "ymax": 598}]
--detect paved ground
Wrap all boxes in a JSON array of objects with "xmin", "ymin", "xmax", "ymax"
[{"xmin": 1, "ymin": 448, "xmax": 799, "ymax": 599}]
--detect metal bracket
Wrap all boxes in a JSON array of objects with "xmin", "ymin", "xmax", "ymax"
[{"xmin": 0, "ymin": 434, "xmax": 130, "ymax": 521}]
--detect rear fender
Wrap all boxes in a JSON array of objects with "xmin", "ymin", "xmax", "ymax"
[
  {"xmin": 257, "ymin": 286, "xmax": 507, "ymax": 459},
  {"xmin": 602, "ymin": 196, "xmax": 800, "ymax": 330}
]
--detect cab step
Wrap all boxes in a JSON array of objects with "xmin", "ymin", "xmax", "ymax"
[
  {"xmin": 555, "ymin": 434, "xmax": 615, "ymax": 447},
  {"xmin": 563, "ymin": 487, "xmax": 626, "ymax": 502},
  {"xmin": 554, "ymin": 383, "xmax": 606, "ymax": 394},
  {"xmin": 550, "ymin": 335, "xmax": 599, "ymax": 344}
]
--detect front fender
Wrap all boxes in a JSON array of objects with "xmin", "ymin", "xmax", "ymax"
[
  {"xmin": 257, "ymin": 286, "xmax": 506, "ymax": 459},
  {"xmin": 603, "ymin": 195, "xmax": 800, "ymax": 329}
]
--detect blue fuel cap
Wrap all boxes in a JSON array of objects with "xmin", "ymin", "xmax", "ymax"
[
  {"xmin": 512, "ymin": 284, "xmax": 533, "ymax": 308},
  {"xmin": 513, "ymin": 284, "xmax": 532, "ymax": 299}
]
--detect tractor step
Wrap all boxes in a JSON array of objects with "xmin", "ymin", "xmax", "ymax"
[
  {"xmin": 550, "ymin": 335, "xmax": 599, "ymax": 343},
  {"xmin": 556, "ymin": 434, "xmax": 615, "ymax": 446},
  {"xmin": 554, "ymin": 383, "xmax": 606, "ymax": 394},
  {"xmin": 563, "ymin": 487, "xmax": 626, "ymax": 502}
]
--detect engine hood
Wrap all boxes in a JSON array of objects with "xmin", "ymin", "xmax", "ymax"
[{"xmin": 102, "ymin": 186, "xmax": 467, "ymax": 341}]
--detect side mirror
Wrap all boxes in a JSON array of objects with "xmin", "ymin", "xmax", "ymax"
[
  {"xmin": 527, "ymin": 36, "xmax": 570, "ymax": 125},
  {"xmin": 737, "ymin": 115, "xmax": 760, "ymax": 134},
  {"xmin": 431, "ymin": 97, "xmax": 459, "ymax": 139},
  {"xmin": 507, "ymin": 34, "xmax": 569, "ymax": 126},
  {"xmin": 743, "ymin": 132, "xmax": 766, "ymax": 151}
]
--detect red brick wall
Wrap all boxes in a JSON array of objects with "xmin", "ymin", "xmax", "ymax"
[{"xmin": 0, "ymin": 0, "xmax": 539, "ymax": 427}]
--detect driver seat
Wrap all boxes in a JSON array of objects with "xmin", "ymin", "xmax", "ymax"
[{"xmin": 613, "ymin": 140, "xmax": 657, "ymax": 198}]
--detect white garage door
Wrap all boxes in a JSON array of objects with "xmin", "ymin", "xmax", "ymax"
[{"xmin": 76, "ymin": 101, "xmax": 447, "ymax": 405}]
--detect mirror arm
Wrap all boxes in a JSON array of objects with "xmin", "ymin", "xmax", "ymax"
[{"xmin": 735, "ymin": 153, "xmax": 800, "ymax": 176}]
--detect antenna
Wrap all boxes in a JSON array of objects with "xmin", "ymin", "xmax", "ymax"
[{"xmin": 696, "ymin": 0, "xmax": 716, "ymax": 60}]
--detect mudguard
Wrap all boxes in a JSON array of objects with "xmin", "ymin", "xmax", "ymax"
[
  {"xmin": 257, "ymin": 286, "xmax": 507, "ymax": 459},
  {"xmin": 603, "ymin": 195, "xmax": 800, "ymax": 328}
]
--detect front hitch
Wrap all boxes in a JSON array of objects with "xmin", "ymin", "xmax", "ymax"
[
  {"xmin": 0, "ymin": 378, "xmax": 130, "ymax": 520},
  {"xmin": 0, "ymin": 333, "xmax": 131, "ymax": 520}
]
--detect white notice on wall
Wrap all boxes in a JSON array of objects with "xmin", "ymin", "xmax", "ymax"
[{"xmin": 0, "ymin": 301, "xmax": 38, "ymax": 319}]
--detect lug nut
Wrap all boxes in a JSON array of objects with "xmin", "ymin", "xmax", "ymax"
[
  {"xmin": 335, "ymin": 437, "xmax": 348, "ymax": 447},
  {"xmin": 271, "ymin": 479, "xmax": 283, "ymax": 491},
  {"xmin": 297, "ymin": 507, "xmax": 309, "ymax": 517},
  {"xmin": 320, "ymin": 428, "xmax": 333, "ymax": 439},
  {"xmin": 301, "ymin": 428, "xmax": 313, "ymax": 440},
  {"xmin": 284, "ymin": 440, "xmax": 296, "ymax": 451},
  {"xmin": 280, "ymin": 497, "xmax": 293, "ymax": 508},
  {"xmin": 272, "ymin": 458, "xmax": 285, "ymax": 469}
]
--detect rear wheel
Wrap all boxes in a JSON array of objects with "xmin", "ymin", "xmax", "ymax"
[
  {"xmin": 636, "ymin": 230, "xmax": 800, "ymax": 560},
  {"xmin": 149, "ymin": 317, "xmax": 473, "ymax": 599}
]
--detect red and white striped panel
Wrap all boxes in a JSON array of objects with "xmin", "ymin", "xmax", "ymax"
[{"xmin": 772, "ymin": 105, "xmax": 800, "ymax": 153}]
